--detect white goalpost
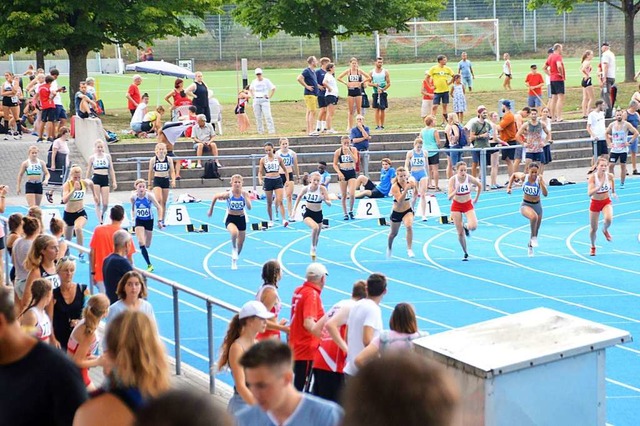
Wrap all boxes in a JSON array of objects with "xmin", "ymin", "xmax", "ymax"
[{"xmin": 379, "ymin": 19, "xmax": 500, "ymax": 61}]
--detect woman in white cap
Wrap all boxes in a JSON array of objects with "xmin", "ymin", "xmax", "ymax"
[{"xmin": 218, "ymin": 300, "xmax": 274, "ymax": 415}]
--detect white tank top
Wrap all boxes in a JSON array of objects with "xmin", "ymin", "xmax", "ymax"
[
  {"xmin": 594, "ymin": 173, "xmax": 610, "ymax": 194},
  {"xmin": 455, "ymin": 175, "xmax": 471, "ymax": 195},
  {"xmin": 28, "ymin": 307, "xmax": 52, "ymax": 341}
]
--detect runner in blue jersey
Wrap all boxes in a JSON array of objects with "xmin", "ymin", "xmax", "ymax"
[
  {"xmin": 355, "ymin": 158, "xmax": 396, "ymax": 198},
  {"xmin": 130, "ymin": 179, "xmax": 161, "ymax": 272},
  {"xmin": 276, "ymin": 137, "xmax": 300, "ymax": 221},
  {"xmin": 293, "ymin": 172, "xmax": 332, "ymax": 260},
  {"xmin": 404, "ymin": 138, "xmax": 429, "ymax": 221},
  {"xmin": 208, "ymin": 174, "xmax": 253, "ymax": 270}
]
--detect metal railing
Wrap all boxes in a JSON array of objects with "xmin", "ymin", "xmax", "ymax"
[
  {"xmin": 0, "ymin": 215, "xmax": 239, "ymax": 394},
  {"xmin": 117, "ymin": 136, "xmax": 593, "ymax": 191}
]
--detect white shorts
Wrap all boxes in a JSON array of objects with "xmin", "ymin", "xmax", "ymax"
[{"xmin": 421, "ymin": 99, "xmax": 433, "ymax": 118}]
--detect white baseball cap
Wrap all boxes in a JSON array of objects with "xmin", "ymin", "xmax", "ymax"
[
  {"xmin": 239, "ymin": 300, "xmax": 275, "ymax": 320},
  {"xmin": 255, "ymin": 68, "xmax": 263, "ymax": 75},
  {"xmin": 306, "ymin": 262, "xmax": 329, "ymax": 278}
]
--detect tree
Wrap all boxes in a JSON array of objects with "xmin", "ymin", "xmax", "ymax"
[
  {"xmin": 0, "ymin": 1, "xmax": 221, "ymax": 111},
  {"xmin": 230, "ymin": 0, "xmax": 446, "ymax": 59},
  {"xmin": 528, "ymin": 0, "xmax": 639, "ymax": 82}
]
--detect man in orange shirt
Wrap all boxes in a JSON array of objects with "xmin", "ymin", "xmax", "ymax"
[
  {"xmin": 497, "ymin": 100, "xmax": 518, "ymax": 178},
  {"xmin": 126, "ymin": 75, "xmax": 143, "ymax": 116},
  {"xmin": 289, "ymin": 262, "xmax": 328, "ymax": 391},
  {"xmin": 89, "ymin": 205, "xmax": 135, "ymax": 293}
]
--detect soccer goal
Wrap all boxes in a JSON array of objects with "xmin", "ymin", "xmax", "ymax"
[{"xmin": 380, "ymin": 19, "xmax": 500, "ymax": 61}]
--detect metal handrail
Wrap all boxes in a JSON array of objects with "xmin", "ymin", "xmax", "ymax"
[{"xmin": 0, "ymin": 214, "xmax": 238, "ymax": 394}]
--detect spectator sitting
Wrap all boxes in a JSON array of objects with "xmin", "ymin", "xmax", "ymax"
[
  {"xmin": 303, "ymin": 161, "xmax": 331, "ymax": 188},
  {"xmin": 355, "ymin": 158, "xmax": 395, "ymax": 199},
  {"xmin": 130, "ymin": 93, "xmax": 149, "ymax": 136},
  {"xmin": 140, "ymin": 106, "xmax": 165, "ymax": 136},
  {"xmin": 75, "ymin": 80, "xmax": 98, "ymax": 119},
  {"xmin": 208, "ymin": 90, "xmax": 223, "ymax": 134},
  {"xmin": 192, "ymin": 114, "xmax": 220, "ymax": 168},
  {"xmin": 341, "ymin": 352, "xmax": 458, "ymax": 426}
]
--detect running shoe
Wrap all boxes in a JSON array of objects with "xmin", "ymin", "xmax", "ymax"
[
  {"xmin": 633, "ymin": 170, "xmax": 640, "ymax": 175},
  {"xmin": 463, "ymin": 253, "xmax": 469, "ymax": 261},
  {"xmin": 407, "ymin": 249, "xmax": 415, "ymax": 258},
  {"xmin": 283, "ymin": 220, "xmax": 289, "ymax": 228},
  {"xmin": 310, "ymin": 247, "xmax": 317, "ymax": 261},
  {"xmin": 386, "ymin": 248, "xmax": 392, "ymax": 259},
  {"xmin": 620, "ymin": 182, "xmax": 625, "ymax": 189},
  {"xmin": 603, "ymin": 229, "xmax": 612, "ymax": 241},
  {"xmin": 231, "ymin": 249, "xmax": 238, "ymax": 261},
  {"xmin": 349, "ymin": 211, "xmax": 354, "ymax": 220},
  {"xmin": 344, "ymin": 214, "xmax": 349, "ymax": 221},
  {"xmin": 590, "ymin": 246, "xmax": 596, "ymax": 256},
  {"xmin": 46, "ymin": 191, "xmax": 54, "ymax": 204},
  {"xmin": 2, "ymin": 135, "xmax": 7, "ymax": 141},
  {"xmin": 231, "ymin": 259, "xmax": 238, "ymax": 270},
  {"xmin": 146, "ymin": 264, "xmax": 155, "ymax": 272},
  {"xmin": 530, "ymin": 236, "xmax": 538, "ymax": 248},
  {"xmin": 528, "ymin": 244, "xmax": 534, "ymax": 257},
  {"xmin": 268, "ymin": 221, "xmax": 274, "ymax": 228},
  {"xmin": 463, "ymin": 224, "xmax": 470, "ymax": 237},
  {"xmin": 422, "ymin": 216, "xmax": 427, "ymax": 222},
  {"xmin": 326, "ymin": 129, "xmax": 338, "ymax": 134}
]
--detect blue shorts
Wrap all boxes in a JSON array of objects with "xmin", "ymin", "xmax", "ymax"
[
  {"xmin": 462, "ymin": 75, "xmax": 473, "ymax": 89},
  {"xmin": 527, "ymin": 95, "xmax": 542, "ymax": 107},
  {"xmin": 472, "ymin": 150, "xmax": 492, "ymax": 165},
  {"xmin": 629, "ymin": 138, "xmax": 638, "ymax": 154},
  {"xmin": 411, "ymin": 169, "xmax": 427, "ymax": 182},
  {"xmin": 526, "ymin": 152, "xmax": 545, "ymax": 162},
  {"xmin": 131, "ymin": 122, "xmax": 143, "ymax": 133},
  {"xmin": 433, "ymin": 92, "xmax": 449, "ymax": 105},
  {"xmin": 449, "ymin": 148, "xmax": 463, "ymax": 165},
  {"xmin": 55, "ymin": 105, "xmax": 68, "ymax": 120}
]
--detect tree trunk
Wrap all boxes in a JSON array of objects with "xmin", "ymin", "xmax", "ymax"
[
  {"xmin": 319, "ymin": 30, "xmax": 334, "ymax": 60},
  {"xmin": 66, "ymin": 46, "xmax": 90, "ymax": 115},
  {"xmin": 36, "ymin": 51, "xmax": 45, "ymax": 70},
  {"xmin": 623, "ymin": 4, "xmax": 636, "ymax": 82}
]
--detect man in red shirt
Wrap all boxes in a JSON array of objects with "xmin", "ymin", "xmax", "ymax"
[
  {"xmin": 126, "ymin": 75, "xmax": 143, "ymax": 116},
  {"xmin": 289, "ymin": 262, "xmax": 328, "ymax": 391},
  {"xmin": 525, "ymin": 64, "xmax": 545, "ymax": 108},
  {"xmin": 543, "ymin": 43, "xmax": 566, "ymax": 122},
  {"xmin": 37, "ymin": 75, "xmax": 58, "ymax": 144}
]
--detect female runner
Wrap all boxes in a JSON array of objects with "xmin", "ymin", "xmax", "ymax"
[
  {"xmin": 2, "ymin": 71, "xmax": 22, "ymax": 139},
  {"xmin": 207, "ymin": 174, "xmax": 253, "ymax": 270},
  {"xmin": 16, "ymin": 145, "xmax": 50, "ymax": 207},
  {"xmin": 405, "ymin": 138, "xmax": 430, "ymax": 221},
  {"xmin": 148, "ymin": 143, "xmax": 175, "ymax": 228},
  {"xmin": 387, "ymin": 167, "xmax": 417, "ymax": 259},
  {"xmin": 337, "ymin": 57, "xmax": 371, "ymax": 129},
  {"xmin": 130, "ymin": 179, "xmax": 162, "ymax": 272},
  {"xmin": 332, "ymin": 135, "xmax": 359, "ymax": 220},
  {"xmin": 448, "ymin": 161, "xmax": 482, "ymax": 261},
  {"xmin": 587, "ymin": 156, "xmax": 616, "ymax": 256},
  {"xmin": 86, "ymin": 140, "xmax": 117, "ymax": 224},
  {"xmin": 62, "ymin": 166, "xmax": 96, "ymax": 261},
  {"xmin": 255, "ymin": 260, "xmax": 289, "ymax": 340},
  {"xmin": 506, "ymin": 163, "xmax": 548, "ymax": 256},
  {"xmin": 293, "ymin": 171, "xmax": 332, "ymax": 260},
  {"xmin": 258, "ymin": 142, "xmax": 288, "ymax": 227},
  {"xmin": 275, "ymin": 137, "xmax": 300, "ymax": 221},
  {"xmin": 19, "ymin": 279, "xmax": 53, "ymax": 343}
]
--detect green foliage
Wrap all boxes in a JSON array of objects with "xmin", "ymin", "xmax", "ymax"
[
  {"xmin": 0, "ymin": 0, "xmax": 221, "ymax": 55},
  {"xmin": 528, "ymin": 0, "xmax": 640, "ymax": 15},
  {"xmin": 231, "ymin": 0, "xmax": 446, "ymax": 39}
]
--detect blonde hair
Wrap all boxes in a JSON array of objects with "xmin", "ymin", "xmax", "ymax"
[
  {"xmin": 134, "ymin": 178, "xmax": 146, "ymax": 188},
  {"xmin": 56, "ymin": 258, "xmax": 76, "ymax": 274},
  {"xmin": 82, "ymin": 294, "xmax": 110, "ymax": 336},
  {"xmin": 24, "ymin": 234, "xmax": 56, "ymax": 271},
  {"xmin": 105, "ymin": 311, "xmax": 170, "ymax": 397}
]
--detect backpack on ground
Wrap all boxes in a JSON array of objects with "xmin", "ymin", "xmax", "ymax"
[
  {"xmin": 456, "ymin": 124, "xmax": 468, "ymax": 147},
  {"xmin": 202, "ymin": 160, "xmax": 221, "ymax": 180}
]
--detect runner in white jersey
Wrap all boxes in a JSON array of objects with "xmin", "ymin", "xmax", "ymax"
[
  {"xmin": 587, "ymin": 156, "xmax": 617, "ymax": 256},
  {"xmin": 275, "ymin": 137, "xmax": 300, "ymax": 221},
  {"xmin": 86, "ymin": 140, "xmax": 117, "ymax": 224},
  {"xmin": 448, "ymin": 161, "xmax": 482, "ymax": 261},
  {"xmin": 605, "ymin": 109, "xmax": 638, "ymax": 188},
  {"xmin": 293, "ymin": 172, "xmax": 332, "ymax": 260}
]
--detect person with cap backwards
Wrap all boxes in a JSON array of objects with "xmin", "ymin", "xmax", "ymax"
[
  {"xmin": 217, "ymin": 300, "xmax": 274, "ymax": 416},
  {"xmin": 249, "ymin": 68, "xmax": 276, "ymax": 134},
  {"xmin": 289, "ymin": 262, "xmax": 328, "ymax": 392},
  {"xmin": 525, "ymin": 64, "xmax": 545, "ymax": 108}
]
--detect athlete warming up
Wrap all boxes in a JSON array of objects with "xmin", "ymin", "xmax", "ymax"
[
  {"xmin": 507, "ymin": 163, "xmax": 548, "ymax": 256},
  {"xmin": 207, "ymin": 174, "xmax": 253, "ymax": 270},
  {"xmin": 86, "ymin": 140, "xmax": 117, "ymax": 224},
  {"xmin": 387, "ymin": 167, "xmax": 417, "ymax": 259},
  {"xmin": 62, "ymin": 166, "xmax": 97, "ymax": 262},
  {"xmin": 293, "ymin": 172, "xmax": 332, "ymax": 260},
  {"xmin": 332, "ymin": 135, "xmax": 359, "ymax": 220},
  {"xmin": 259, "ymin": 142, "xmax": 288, "ymax": 227},
  {"xmin": 148, "ymin": 143, "xmax": 176, "ymax": 229},
  {"xmin": 587, "ymin": 156, "xmax": 616, "ymax": 256},
  {"xmin": 275, "ymin": 137, "xmax": 300, "ymax": 221},
  {"xmin": 448, "ymin": 161, "xmax": 482, "ymax": 261},
  {"xmin": 130, "ymin": 179, "xmax": 162, "ymax": 272}
]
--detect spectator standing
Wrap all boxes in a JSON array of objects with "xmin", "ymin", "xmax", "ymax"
[
  {"xmin": 126, "ymin": 75, "xmax": 143, "ymax": 117},
  {"xmin": 525, "ymin": 64, "xmax": 545, "ymax": 108},
  {"xmin": 543, "ymin": 43, "xmax": 566, "ymax": 122},
  {"xmin": 450, "ymin": 74, "xmax": 467, "ymax": 122},
  {"xmin": 580, "ymin": 51, "xmax": 595, "ymax": 118},
  {"xmin": 600, "ymin": 42, "xmax": 616, "ymax": 113},
  {"xmin": 469, "ymin": 108, "xmax": 492, "ymax": 179},
  {"xmin": 289, "ymin": 262, "xmax": 328, "ymax": 391},
  {"xmin": 500, "ymin": 53, "xmax": 512, "ymax": 90},
  {"xmin": 321, "ymin": 63, "xmax": 339, "ymax": 133},
  {"xmin": 315, "ymin": 57, "xmax": 331, "ymax": 133},
  {"xmin": 516, "ymin": 108, "xmax": 551, "ymax": 174},
  {"xmin": 297, "ymin": 56, "xmax": 320, "ymax": 136},
  {"xmin": 102, "ymin": 230, "xmax": 134, "ymax": 305},
  {"xmin": 89, "ymin": 205, "xmax": 135, "ymax": 297},
  {"xmin": 497, "ymin": 100, "xmax": 518, "ymax": 179},
  {"xmin": 370, "ymin": 57, "xmax": 391, "ymax": 130},
  {"xmin": 249, "ymin": 68, "xmax": 276, "ymax": 134},
  {"xmin": 421, "ymin": 71, "xmax": 435, "ymax": 119},
  {"xmin": 605, "ymin": 109, "xmax": 638, "ymax": 188},
  {"xmin": 332, "ymin": 273, "xmax": 387, "ymax": 377},
  {"xmin": 36, "ymin": 75, "xmax": 58, "ymax": 143},
  {"xmin": 428, "ymin": 55, "xmax": 455, "ymax": 124},
  {"xmin": 457, "ymin": 51, "xmax": 475, "ymax": 92},
  {"xmin": 587, "ymin": 100, "xmax": 608, "ymax": 168},
  {"xmin": 164, "ymin": 78, "xmax": 192, "ymax": 121},
  {"xmin": 49, "ymin": 69, "xmax": 68, "ymax": 129},
  {"xmin": 235, "ymin": 86, "xmax": 251, "ymax": 133},
  {"xmin": 185, "ymin": 72, "xmax": 211, "ymax": 122},
  {"xmin": 0, "ymin": 286, "xmax": 88, "ymax": 426},
  {"xmin": 622, "ymin": 100, "xmax": 640, "ymax": 175},
  {"xmin": 236, "ymin": 340, "xmax": 344, "ymax": 426},
  {"xmin": 51, "ymin": 258, "xmax": 89, "ymax": 351},
  {"xmin": 350, "ymin": 114, "xmax": 371, "ymax": 173},
  {"xmin": 105, "ymin": 271, "xmax": 156, "ymax": 325}
]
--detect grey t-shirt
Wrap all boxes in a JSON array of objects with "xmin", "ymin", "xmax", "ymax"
[
  {"xmin": 471, "ymin": 120, "xmax": 491, "ymax": 148},
  {"xmin": 235, "ymin": 393, "xmax": 344, "ymax": 426}
]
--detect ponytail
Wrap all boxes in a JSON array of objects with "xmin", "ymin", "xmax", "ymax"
[{"xmin": 217, "ymin": 314, "xmax": 247, "ymax": 370}]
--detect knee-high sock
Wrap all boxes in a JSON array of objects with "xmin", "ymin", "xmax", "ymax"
[{"xmin": 140, "ymin": 245, "xmax": 151, "ymax": 266}]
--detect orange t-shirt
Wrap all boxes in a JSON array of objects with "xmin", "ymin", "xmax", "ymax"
[
  {"xmin": 90, "ymin": 224, "xmax": 136, "ymax": 282},
  {"xmin": 289, "ymin": 282, "xmax": 324, "ymax": 361},
  {"xmin": 499, "ymin": 111, "xmax": 517, "ymax": 142}
]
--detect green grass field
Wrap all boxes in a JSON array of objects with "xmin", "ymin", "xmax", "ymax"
[{"xmin": 48, "ymin": 55, "xmax": 640, "ymax": 137}]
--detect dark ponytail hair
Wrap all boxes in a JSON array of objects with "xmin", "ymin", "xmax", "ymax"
[
  {"xmin": 19, "ymin": 279, "xmax": 52, "ymax": 318},
  {"xmin": 261, "ymin": 260, "xmax": 281, "ymax": 288},
  {"xmin": 217, "ymin": 314, "xmax": 249, "ymax": 370}
]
